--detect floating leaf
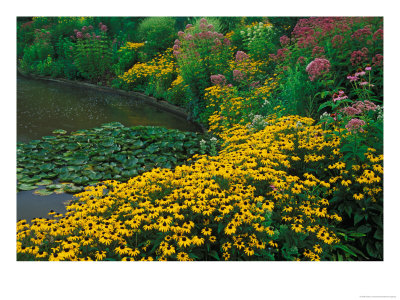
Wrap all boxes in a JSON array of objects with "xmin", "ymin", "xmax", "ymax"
[
  {"xmin": 34, "ymin": 189, "xmax": 54, "ymax": 196},
  {"xmin": 36, "ymin": 179, "xmax": 53, "ymax": 186},
  {"xmin": 52, "ymin": 129, "xmax": 67, "ymax": 135},
  {"xmin": 18, "ymin": 184, "xmax": 38, "ymax": 191}
]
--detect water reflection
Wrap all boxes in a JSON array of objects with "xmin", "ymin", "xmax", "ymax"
[{"xmin": 17, "ymin": 74, "xmax": 200, "ymax": 143}]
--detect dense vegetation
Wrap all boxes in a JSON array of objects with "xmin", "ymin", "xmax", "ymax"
[{"xmin": 17, "ymin": 16, "xmax": 383, "ymax": 261}]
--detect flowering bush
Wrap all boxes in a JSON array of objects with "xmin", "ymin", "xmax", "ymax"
[
  {"xmin": 117, "ymin": 48, "xmax": 177, "ymax": 99},
  {"xmin": 112, "ymin": 42, "xmax": 145, "ymax": 76},
  {"xmin": 317, "ymin": 67, "xmax": 383, "ymax": 259},
  {"xmin": 173, "ymin": 18, "xmax": 233, "ymax": 123},
  {"xmin": 271, "ymin": 17, "xmax": 383, "ymax": 117},
  {"xmin": 72, "ymin": 23, "xmax": 113, "ymax": 83},
  {"xmin": 18, "ymin": 116, "xmax": 352, "ymax": 261}
]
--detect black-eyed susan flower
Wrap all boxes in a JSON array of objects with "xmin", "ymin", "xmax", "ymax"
[
  {"xmin": 201, "ymin": 227, "xmax": 212, "ymax": 236},
  {"xmin": 178, "ymin": 236, "xmax": 191, "ymax": 248},
  {"xmin": 353, "ymin": 193, "xmax": 364, "ymax": 200},
  {"xmin": 313, "ymin": 244, "xmax": 323, "ymax": 254},
  {"xmin": 176, "ymin": 252, "xmax": 190, "ymax": 261},
  {"xmin": 291, "ymin": 223, "xmax": 304, "ymax": 233},
  {"xmin": 95, "ymin": 250, "xmax": 107, "ymax": 261}
]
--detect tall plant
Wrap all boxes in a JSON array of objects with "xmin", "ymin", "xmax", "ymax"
[
  {"xmin": 72, "ymin": 23, "xmax": 113, "ymax": 83},
  {"xmin": 173, "ymin": 18, "xmax": 233, "ymax": 123}
]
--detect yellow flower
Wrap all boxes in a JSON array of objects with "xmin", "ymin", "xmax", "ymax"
[{"xmin": 353, "ymin": 193, "xmax": 364, "ymax": 200}]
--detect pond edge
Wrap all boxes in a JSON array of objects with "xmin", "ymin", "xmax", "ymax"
[{"xmin": 17, "ymin": 68, "xmax": 206, "ymax": 133}]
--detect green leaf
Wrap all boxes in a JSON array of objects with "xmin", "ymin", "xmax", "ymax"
[
  {"xmin": 18, "ymin": 184, "xmax": 38, "ymax": 191},
  {"xmin": 34, "ymin": 189, "xmax": 54, "ymax": 196},
  {"xmin": 344, "ymin": 205, "xmax": 352, "ymax": 218},
  {"xmin": 373, "ymin": 229, "xmax": 383, "ymax": 240},
  {"xmin": 36, "ymin": 179, "xmax": 53, "ymax": 186},
  {"xmin": 335, "ymin": 245, "xmax": 357, "ymax": 257},
  {"xmin": 208, "ymin": 250, "xmax": 220, "ymax": 261},
  {"xmin": 354, "ymin": 214, "xmax": 364, "ymax": 226},
  {"xmin": 357, "ymin": 225, "xmax": 371, "ymax": 234},
  {"xmin": 52, "ymin": 129, "xmax": 67, "ymax": 135}
]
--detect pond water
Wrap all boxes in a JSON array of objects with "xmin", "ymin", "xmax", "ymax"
[
  {"xmin": 17, "ymin": 74, "xmax": 200, "ymax": 143},
  {"xmin": 17, "ymin": 74, "xmax": 200, "ymax": 221}
]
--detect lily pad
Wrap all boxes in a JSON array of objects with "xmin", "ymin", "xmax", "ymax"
[
  {"xmin": 36, "ymin": 179, "xmax": 53, "ymax": 186},
  {"xmin": 53, "ymin": 129, "xmax": 67, "ymax": 135},
  {"xmin": 34, "ymin": 189, "xmax": 54, "ymax": 196},
  {"xmin": 18, "ymin": 184, "xmax": 38, "ymax": 191},
  {"xmin": 63, "ymin": 185, "xmax": 83, "ymax": 193}
]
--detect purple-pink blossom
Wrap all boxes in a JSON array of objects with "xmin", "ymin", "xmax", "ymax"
[
  {"xmin": 306, "ymin": 58, "xmax": 331, "ymax": 81},
  {"xmin": 341, "ymin": 106, "xmax": 362, "ymax": 116},
  {"xmin": 345, "ymin": 118, "xmax": 366, "ymax": 133},
  {"xmin": 235, "ymin": 51, "xmax": 249, "ymax": 62},
  {"xmin": 210, "ymin": 74, "xmax": 227, "ymax": 86},
  {"xmin": 233, "ymin": 70, "xmax": 246, "ymax": 82},
  {"xmin": 280, "ymin": 35, "xmax": 290, "ymax": 46},
  {"xmin": 332, "ymin": 90, "xmax": 348, "ymax": 102}
]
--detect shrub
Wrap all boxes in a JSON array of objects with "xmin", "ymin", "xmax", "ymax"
[
  {"xmin": 137, "ymin": 17, "xmax": 177, "ymax": 59},
  {"xmin": 173, "ymin": 18, "xmax": 233, "ymax": 123},
  {"xmin": 317, "ymin": 67, "xmax": 383, "ymax": 260},
  {"xmin": 269, "ymin": 17, "xmax": 383, "ymax": 118}
]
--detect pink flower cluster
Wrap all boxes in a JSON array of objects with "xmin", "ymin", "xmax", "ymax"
[
  {"xmin": 280, "ymin": 35, "xmax": 290, "ymax": 46},
  {"xmin": 72, "ymin": 24, "xmax": 103, "ymax": 40},
  {"xmin": 372, "ymin": 28, "xmax": 383, "ymax": 41},
  {"xmin": 305, "ymin": 58, "xmax": 331, "ymax": 81},
  {"xmin": 291, "ymin": 17, "xmax": 351, "ymax": 48},
  {"xmin": 351, "ymin": 25, "xmax": 372, "ymax": 41},
  {"xmin": 297, "ymin": 56, "xmax": 306, "ymax": 64},
  {"xmin": 341, "ymin": 100, "xmax": 378, "ymax": 117},
  {"xmin": 332, "ymin": 90, "xmax": 348, "ymax": 102},
  {"xmin": 269, "ymin": 48, "xmax": 291, "ymax": 62},
  {"xmin": 372, "ymin": 54, "xmax": 383, "ymax": 66},
  {"xmin": 210, "ymin": 74, "xmax": 227, "ymax": 86},
  {"xmin": 233, "ymin": 69, "xmax": 246, "ymax": 82},
  {"xmin": 312, "ymin": 46, "xmax": 325, "ymax": 57},
  {"xmin": 173, "ymin": 18, "xmax": 229, "ymax": 58},
  {"xmin": 331, "ymin": 34, "xmax": 344, "ymax": 48},
  {"xmin": 345, "ymin": 118, "xmax": 366, "ymax": 133},
  {"xmin": 235, "ymin": 51, "xmax": 249, "ymax": 62},
  {"xmin": 350, "ymin": 47, "xmax": 369, "ymax": 66}
]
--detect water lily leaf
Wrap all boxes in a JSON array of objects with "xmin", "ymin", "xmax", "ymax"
[
  {"xmin": 101, "ymin": 122, "xmax": 124, "ymax": 129},
  {"xmin": 101, "ymin": 140, "xmax": 115, "ymax": 147},
  {"xmin": 125, "ymin": 158, "xmax": 139, "ymax": 168},
  {"xmin": 18, "ymin": 184, "xmax": 38, "ymax": 191},
  {"xmin": 42, "ymin": 136, "xmax": 57, "ymax": 141},
  {"xmin": 36, "ymin": 179, "xmax": 53, "ymax": 186},
  {"xmin": 88, "ymin": 173, "xmax": 103, "ymax": 181},
  {"xmin": 63, "ymin": 184, "xmax": 83, "ymax": 193},
  {"xmin": 72, "ymin": 176, "xmax": 89, "ymax": 185},
  {"xmin": 34, "ymin": 189, "xmax": 54, "ymax": 196},
  {"xmin": 39, "ymin": 163, "xmax": 55, "ymax": 172},
  {"xmin": 92, "ymin": 156, "xmax": 107, "ymax": 162},
  {"xmin": 47, "ymin": 184, "xmax": 65, "ymax": 190},
  {"xmin": 52, "ymin": 129, "xmax": 67, "ymax": 135},
  {"xmin": 145, "ymin": 144, "xmax": 159, "ymax": 154},
  {"xmin": 53, "ymin": 188, "xmax": 65, "ymax": 194},
  {"xmin": 17, "ymin": 168, "xmax": 24, "ymax": 172},
  {"xmin": 19, "ymin": 175, "xmax": 41, "ymax": 183},
  {"xmin": 121, "ymin": 170, "xmax": 138, "ymax": 178}
]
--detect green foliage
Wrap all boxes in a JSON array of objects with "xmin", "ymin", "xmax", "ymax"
[
  {"xmin": 73, "ymin": 30, "xmax": 113, "ymax": 83},
  {"xmin": 174, "ymin": 18, "xmax": 233, "ymax": 123},
  {"xmin": 137, "ymin": 17, "xmax": 177, "ymax": 59}
]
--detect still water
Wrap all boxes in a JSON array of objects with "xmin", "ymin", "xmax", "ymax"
[
  {"xmin": 17, "ymin": 74, "xmax": 199, "ymax": 143},
  {"xmin": 17, "ymin": 74, "xmax": 199, "ymax": 221}
]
